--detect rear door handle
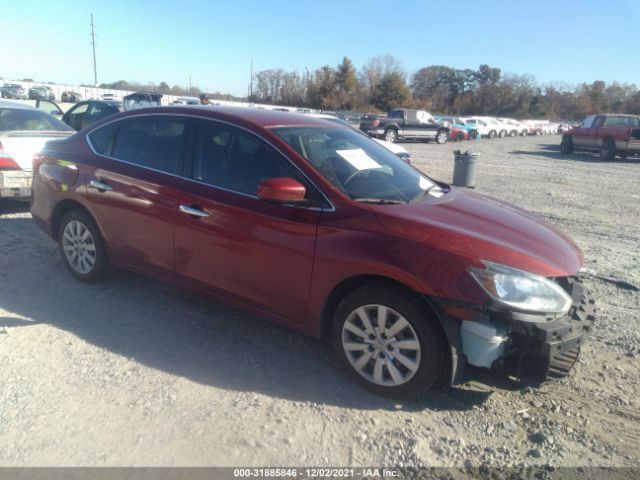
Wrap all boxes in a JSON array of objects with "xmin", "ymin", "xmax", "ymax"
[
  {"xmin": 88, "ymin": 179, "xmax": 113, "ymax": 192},
  {"xmin": 179, "ymin": 204, "xmax": 210, "ymax": 218}
]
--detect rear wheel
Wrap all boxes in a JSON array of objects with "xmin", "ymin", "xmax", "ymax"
[
  {"xmin": 509, "ymin": 130, "xmax": 517, "ymax": 137},
  {"xmin": 435, "ymin": 130, "xmax": 448, "ymax": 144},
  {"xmin": 488, "ymin": 130, "xmax": 497, "ymax": 139},
  {"xmin": 58, "ymin": 210, "xmax": 111, "ymax": 283},
  {"xmin": 468, "ymin": 130, "xmax": 478, "ymax": 140},
  {"xmin": 600, "ymin": 139, "xmax": 616, "ymax": 161},
  {"xmin": 332, "ymin": 285, "xmax": 445, "ymax": 398},
  {"xmin": 455, "ymin": 133, "xmax": 463, "ymax": 142},
  {"xmin": 384, "ymin": 129, "xmax": 397, "ymax": 143},
  {"xmin": 499, "ymin": 130, "xmax": 507, "ymax": 138}
]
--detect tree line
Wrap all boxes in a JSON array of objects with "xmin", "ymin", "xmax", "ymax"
[{"xmin": 248, "ymin": 55, "xmax": 640, "ymax": 120}]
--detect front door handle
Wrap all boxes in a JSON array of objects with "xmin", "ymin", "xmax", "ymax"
[
  {"xmin": 88, "ymin": 179, "xmax": 113, "ymax": 192},
  {"xmin": 179, "ymin": 204, "xmax": 210, "ymax": 218}
]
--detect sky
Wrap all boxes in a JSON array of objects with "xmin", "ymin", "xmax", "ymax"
[{"xmin": 2, "ymin": 0, "xmax": 640, "ymax": 96}]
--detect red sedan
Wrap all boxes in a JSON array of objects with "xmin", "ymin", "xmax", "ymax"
[
  {"xmin": 449, "ymin": 126, "xmax": 469, "ymax": 142},
  {"xmin": 31, "ymin": 107, "xmax": 595, "ymax": 398}
]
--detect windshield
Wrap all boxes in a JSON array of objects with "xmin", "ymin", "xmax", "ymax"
[
  {"xmin": 272, "ymin": 126, "xmax": 440, "ymax": 203},
  {"xmin": 0, "ymin": 108, "xmax": 74, "ymax": 132}
]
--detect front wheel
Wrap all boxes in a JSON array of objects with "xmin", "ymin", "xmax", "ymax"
[
  {"xmin": 499, "ymin": 130, "xmax": 507, "ymax": 138},
  {"xmin": 468, "ymin": 130, "xmax": 478, "ymax": 140},
  {"xmin": 332, "ymin": 285, "xmax": 445, "ymax": 398},
  {"xmin": 59, "ymin": 210, "xmax": 111, "ymax": 283},
  {"xmin": 560, "ymin": 136, "xmax": 574, "ymax": 154},
  {"xmin": 488, "ymin": 130, "xmax": 497, "ymax": 139},
  {"xmin": 435, "ymin": 130, "xmax": 448, "ymax": 144},
  {"xmin": 384, "ymin": 129, "xmax": 397, "ymax": 143}
]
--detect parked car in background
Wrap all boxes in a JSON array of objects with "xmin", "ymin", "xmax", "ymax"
[
  {"xmin": 449, "ymin": 126, "xmax": 469, "ymax": 141},
  {"xmin": 499, "ymin": 118, "xmax": 529, "ymax": 136},
  {"xmin": 29, "ymin": 86, "xmax": 55, "ymax": 101},
  {"xmin": 307, "ymin": 113, "xmax": 412, "ymax": 164},
  {"xmin": 61, "ymin": 91, "xmax": 83, "ymax": 103},
  {"xmin": 0, "ymin": 99, "xmax": 74, "ymax": 200},
  {"xmin": 560, "ymin": 114, "xmax": 640, "ymax": 160},
  {"xmin": 1, "ymin": 84, "xmax": 28, "ymax": 100},
  {"xmin": 171, "ymin": 96, "xmax": 200, "ymax": 105},
  {"xmin": 122, "ymin": 91, "xmax": 163, "ymax": 111},
  {"xmin": 31, "ymin": 106, "xmax": 595, "ymax": 397},
  {"xmin": 461, "ymin": 117, "xmax": 494, "ymax": 138},
  {"xmin": 36, "ymin": 99, "xmax": 123, "ymax": 131},
  {"xmin": 360, "ymin": 109, "xmax": 450, "ymax": 144},
  {"xmin": 435, "ymin": 116, "xmax": 480, "ymax": 140}
]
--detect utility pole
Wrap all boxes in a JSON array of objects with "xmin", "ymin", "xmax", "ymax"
[
  {"xmin": 90, "ymin": 13, "xmax": 97, "ymax": 86},
  {"xmin": 250, "ymin": 59, "xmax": 253, "ymax": 99}
]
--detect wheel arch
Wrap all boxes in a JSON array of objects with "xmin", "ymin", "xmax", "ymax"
[
  {"xmin": 320, "ymin": 274, "xmax": 457, "ymax": 383},
  {"xmin": 51, "ymin": 199, "xmax": 97, "ymax": 242},
  {"xmin": 320, "ymin": 274, "xmax": 443, "ymax": 340}
]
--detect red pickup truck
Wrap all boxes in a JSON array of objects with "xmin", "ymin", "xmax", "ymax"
[{"xmin": 560, "ymin": 114, "xmax": 640, "ymax": 160}]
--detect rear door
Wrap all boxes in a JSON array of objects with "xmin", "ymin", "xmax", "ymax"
[
  {"xmin": 172, "ymin": 119, "xmax": 321, "ymax": 324},
  {"xmin": 84, "ymin": 115, "xmax": 188, "ymax": 278}
]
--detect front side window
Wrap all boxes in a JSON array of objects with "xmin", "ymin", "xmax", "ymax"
[
  {"xmin": 580, "ymin": 115, "xmax": 596, "ymax": 128},
  {"xmin": 111, "ymin": 116, "xmax": 187, "ymax": 174},
  {"xmin": 272, "ymin": 126, "xmax": 442, "ymax": 203},
  {"xmin": 191, "ymin": 120, "xmax": 318, "ymax": 203}
]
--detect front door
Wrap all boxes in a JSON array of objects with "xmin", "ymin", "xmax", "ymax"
[{"xmin": 173, "ymin": 119, "xmax": 322, "ymax": 324}]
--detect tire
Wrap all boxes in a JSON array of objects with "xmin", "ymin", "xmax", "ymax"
[
  {"xmin": 435, "ymin": 130, "xmax": 448, "ymax": 144},
  {"xmin": 488, "ymin": 130, "xmax": 497, "ymax": 139},
  {"xmin": 455, "ymin": 133, "xmax": 463, "ymax": 142},
  {"xmin": 331, "ymin": 285, "xmax": 445, "ymax": 399},
  {"xmin": 520, "ymin": 130, "xmax": 527, "ymax": 136},
  {"xmin": 599, "ymin": 139, "xmax": 616, "ymax": 161},
  {"xmin": 560, "ymin": 135, "xmax": 574, "ymax": 154},
  {"xmin": 468, "ymin": 130, "xmax": 478, "ymax": 140},
  {"xmin": 384, "ymin": 129, "xmax": 397, "ymax": 143},
  {"xmin": 509, "ymin": 130, "xmax": 517, "ymax": 137},
  {"xmin": 499, "ymin": 130, "xmax": 507, "ymax": 138},
  {"xmin": 58, "ymin": 209, "xmax": 111, "ymax": 283}
]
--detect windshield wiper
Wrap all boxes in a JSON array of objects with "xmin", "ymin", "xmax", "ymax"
[
  {"xmin": 410, "ymin": 186, "xmax": 436, "ymax": 203},
  {"xmin": 353, "ymin": 198, "xmax": 407, "ymax": 205}
]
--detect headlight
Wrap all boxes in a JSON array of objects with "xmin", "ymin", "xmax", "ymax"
[{"xmin": 469, "ymin": 261, "xmax": 572, "ymax": 315}]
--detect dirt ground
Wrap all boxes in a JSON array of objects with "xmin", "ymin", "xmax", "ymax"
[{"xmin": 0, "ymin": 135, "xmax": 638, "ymax": 469}]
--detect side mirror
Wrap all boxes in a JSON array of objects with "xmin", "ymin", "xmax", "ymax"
[{"xmin": 257, "ymin": 177, "xmax": 306, "ymax": 204}]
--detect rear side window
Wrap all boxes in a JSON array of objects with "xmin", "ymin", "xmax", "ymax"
[
  {"xmin": 111, "ymin": 116, "xmax": 187, "ymax": 174},
  {"xmin": 88, "ymin": 122, "xmax": 119, "ymax": 154}
]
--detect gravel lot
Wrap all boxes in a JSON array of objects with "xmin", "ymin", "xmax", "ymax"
[{"xmin": 0, "ymin": 135, "xmax": 638, "ymax": 469}]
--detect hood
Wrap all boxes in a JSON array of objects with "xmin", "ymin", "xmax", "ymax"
[{"xmin": 373, "ymin": 188, "xmax": 583, "ymax": 277}]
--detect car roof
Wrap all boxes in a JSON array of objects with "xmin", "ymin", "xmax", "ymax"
[
  {"xmin": 0, "ymin": 99, "xmax": 37, "ymax": 110},
  {"xmin": 112, "ymin": 105, "xmax": 340, "ymax": 129}
]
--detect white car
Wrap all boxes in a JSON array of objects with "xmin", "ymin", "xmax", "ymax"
[
  {"xmin": 0, "ymin": 99, "xmax": 74, "ymax": 200},
  {"xmin": 307, "ymin": 113, "xmax": 412, "ymax": 164},
  {"xmin": 499, "ymin": 118, "xmax": 529, "ymax": 136},
  {"xmin": 461, "ymin": 117, "xmax": 495, "ymax": 138}
]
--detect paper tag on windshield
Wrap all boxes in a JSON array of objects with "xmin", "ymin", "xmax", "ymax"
[
  {"xmin": 336, "ymin": 148, "xmax": 381, "ymax": 171},
  {"xmin": 419, "ymin": 176, "xmax": 434, "ymax": 190}
]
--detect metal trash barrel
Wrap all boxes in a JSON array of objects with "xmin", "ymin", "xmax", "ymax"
[{"xmin": 452, "ymin": 150, "xmax": 479, "ymax": 188}]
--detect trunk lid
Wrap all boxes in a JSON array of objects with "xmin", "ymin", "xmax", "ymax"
[{"xmin": 0, "ymin": 131, "xmax": 73, "ymax": 170}]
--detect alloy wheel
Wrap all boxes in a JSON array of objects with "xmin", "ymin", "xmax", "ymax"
[
  {"xmin": 62, "ymin": 220, "xmax": 97, "ymax": 275},
  {"xmin": 341, "ymin": 304, "xmax": 422, "ymax": 387}
]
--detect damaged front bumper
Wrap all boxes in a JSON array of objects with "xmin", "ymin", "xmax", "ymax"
[{"xmin": 431, "ymin": 276, "xmax": 596, "ymax": 386}]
